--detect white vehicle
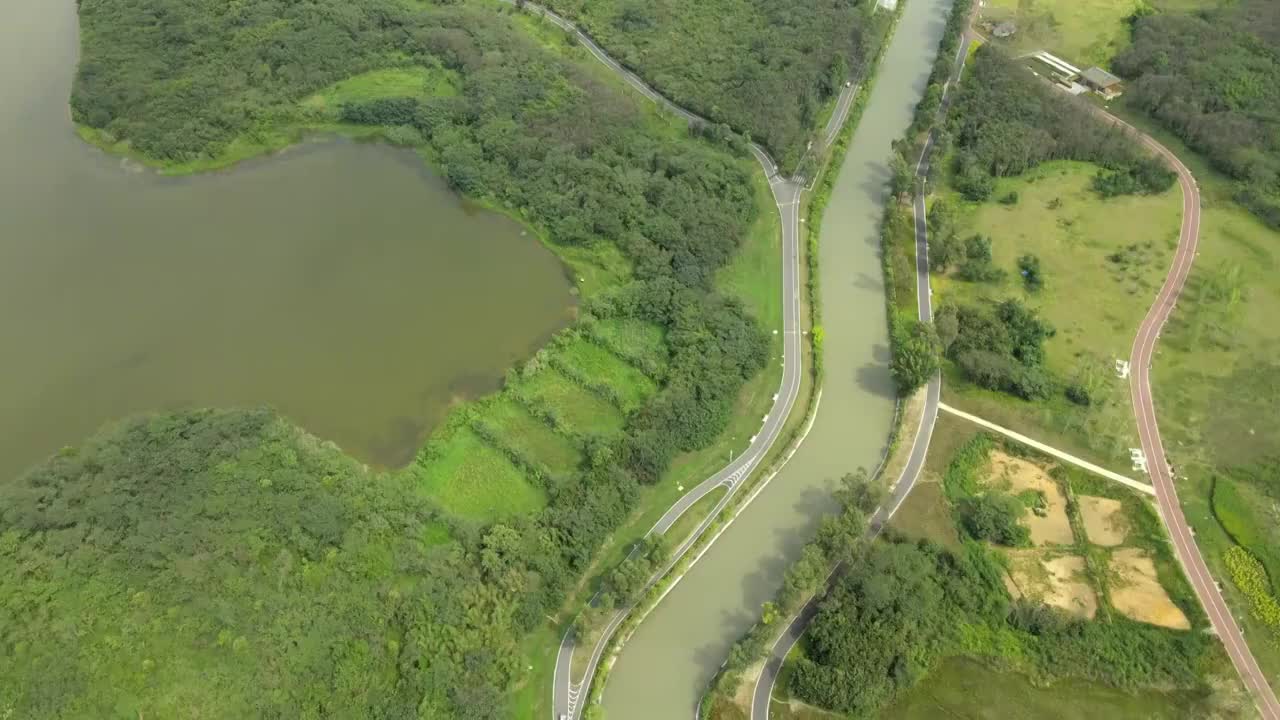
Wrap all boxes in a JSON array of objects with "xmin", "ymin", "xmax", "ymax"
[{"xmin": 845, "ymin": 80, "xmax": 852, "ymax": 87}]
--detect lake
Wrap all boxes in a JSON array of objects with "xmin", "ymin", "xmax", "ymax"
[{"xmin": 0, "ymin": 0, "xmax": 575, "ymax": 482}]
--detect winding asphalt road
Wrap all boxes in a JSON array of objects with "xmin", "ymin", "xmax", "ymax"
[
  {"xmin": 748, "ymin": 18, "xmax": 974, "ymax": 720},
  {"xmin": 515, "ymin": 3, "xmax": 863, "ymax": 717},
  {"xmin": 1113, "ymin": 116, "xmax": 1280, "ymax": 719}
]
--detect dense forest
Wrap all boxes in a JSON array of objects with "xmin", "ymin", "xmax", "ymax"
[
  {"xmin": 1114, "ymin": 0, "xmax": 1280, "ymax": 229},
  {"xmin": 541, "ymin": 0, "xmax": 889, "ymax": 172},
  {"xmin": 41, "ymin": 0, "xmax": 775, "ymax": 716},
  {"xmin": 945, "ymin": 46, "xmax": 1173, "ymax": 201},
  {"xmin": 0, "ymin": 410, "xmax": 451, "ymax": 717}
]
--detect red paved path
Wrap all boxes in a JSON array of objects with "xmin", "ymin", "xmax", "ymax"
[{"xmin": 1121, "ymin": 117, "xmax": 1280, "ymax": 720}]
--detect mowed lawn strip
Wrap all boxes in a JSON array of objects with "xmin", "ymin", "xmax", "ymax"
[
  {"xmin": 555, "ymin": 339, "xmax": 657, "ymax": 413},
  {"xmin": 301, "ymin": 66, "xmax": 459, "ymax": 111},
  {"xmin": 519, "ymin": 366, "xmax": 627, "ymax": 435},
  {"xmin": 718, "ymin": 161, "xmax": 785, "ymax": 333},
  {"xmin": 483, "ymin": 395, "xmax": 584, "ymax": 472},
  {"xmin": 413, "ymin": 426, "xmax": 546, "ymax": 522},
  {"xmin": 592, "ymin": 318, "xmax": 669, "ymax": 374}
]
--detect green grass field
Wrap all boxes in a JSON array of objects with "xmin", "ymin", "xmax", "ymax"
[
  {"xmin": 592, "ymin": 318, "xmax": 670, "ymax": 373},
  {"xmin": 519, "ymin": 367, "xmax": 627, "ymax": 435},
  {"xmin": 663, "ymin": 486, "xmax": 727, "ymax": 546},
  {"xmin": 947, "ymin": 102, "xmax": 1280, "ymax": 680},
  {"xmin": 979, "ymin": 0, "xmax": 1142, "ymax": 67},
  {"xmin": 935, "ymin": 161, "xmax": 1181, "ymax": 468},
  {"xmin": 300, "ymin": 67, "xmax": 459, "ymax": 112},
  {"xmin": 889, "ymin": 480, "xmax": 960, "ymax": 548},
  {"xmin": 1212, "ymin": 478, "xmax": 1280, "ymax": 596},
  {"xmin": 555, "ymin": 338, "xmax": 658, "ymax": 412},
  {"xmin": 482, "ymin": 395, "xmax": 584, "ymax": 471},
  {"xmin": 979, "ymin": 0, "xmax": 1229, "ymax": 71},
  {"xmin": 718, "ymin": 166, "xmax": 784, "ymax": 332},
  {"xmin": 413, "ymin": 426, "xmax": 547, "ymax": 521},
  {"xmin": 882, "ymin": 657, "xmax": 1219, "ymax": 719}
]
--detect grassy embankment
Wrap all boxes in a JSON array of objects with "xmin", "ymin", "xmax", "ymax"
[{"xmin": 968, "ymin": 0, "xmax": 1280, "ymax": 681}]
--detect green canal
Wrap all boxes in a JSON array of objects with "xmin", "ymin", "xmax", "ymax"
[{"xmin": 599, "ymin": 0, "xmax": 954, "ymax": 715}]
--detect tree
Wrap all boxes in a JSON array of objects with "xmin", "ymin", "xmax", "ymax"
[
  {"xmin": 890, "ymin": 319, "xmax": 941, "ymax": 394},
  {"xmin": 1018, "ymin": 253, "xmax": 1043, "ymax": 292},
  {"xmin": 956, "ymin": 493, "xmax": 1031, "ymax": 546},
  {"xmin": 889, "ymin": 150, "xmax": 914, "ymax": 197}
]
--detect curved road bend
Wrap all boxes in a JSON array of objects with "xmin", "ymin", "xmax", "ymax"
[
  {"xmin": 515, "ymin": 3, "xmax": 863, "ymax": 717},
  {"xmin": 1116, "ymin": 120, "xmax": 1280, "ymax": 718},
  {"xmin": 751, "ymin": 11, "xmax": 974, "ymax": 719}
]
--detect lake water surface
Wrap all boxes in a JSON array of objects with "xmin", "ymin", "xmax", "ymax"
[{"xmin": 0, "ymin": 0, "xmax": 574, "ymax": 482}]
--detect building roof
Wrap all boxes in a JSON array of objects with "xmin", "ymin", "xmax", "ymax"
[
  {"xmin": 993, "ymin": 21, "xmax": 1017, "ymax": 37},
  {"xmin": 1082, "ymin": 67, "xmax": 1122, "ymax": 88}
]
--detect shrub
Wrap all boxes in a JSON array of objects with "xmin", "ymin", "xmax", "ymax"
[
  {"xmin": 1224, "ymin": 546, "xmax": 1280, "ymax": 636},
  {"xmin": 1065, "ymin": 382, "xmax": 1092, "ymax": 406},
  {"xmin": 1018, "ymin": 254, "xmax": 1043, "ymax": 292},
  {"xmin": 890, "ymin": 319, "xmax": 942, "ymax": 394},
  {"xmin": 957, "ymin": 492, "xmax": 1032, "ymax": 546}
]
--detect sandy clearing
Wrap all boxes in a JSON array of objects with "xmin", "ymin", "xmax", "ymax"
[
  {"xmin": 1006, "ymin": 551, "xmax": 1097, "ymax": 619},
  {"xmin": 1109, "ymin": 547, "xmax": 1190, "ymax": 630},
  {"xmin": 987, "ymin": 451, "xmax": 1074, "ymax": 546},
  {"xmin": 1078, "ymin": 495, "xmax": 1128, "ymax": 547}
]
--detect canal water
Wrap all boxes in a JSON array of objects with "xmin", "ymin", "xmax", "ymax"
[
  {"xmin": 0, "ymin": 0, "xmax": 574, "ymax": 483},
  {"xmin": 599, "ymin": 0, "xmax": 953, "ymax": 715}
]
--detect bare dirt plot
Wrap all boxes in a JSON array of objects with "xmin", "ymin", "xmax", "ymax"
[
  {"xmin": 987, "ymin": 451, "xmax": 1075, "ymax": 546},
  {"xmin": 1109, "ymin": 548, "xmax": 1191, "ymax": 630},
  {"xmin": 1078, "ymin": 495, "xmax": 1128, "ymax": 547},
  {"xmin": 1005, "ymin": 551, "xmax": 1098, "ymax": 619}
]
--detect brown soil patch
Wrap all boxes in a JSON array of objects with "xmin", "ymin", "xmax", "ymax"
[
  {"xmin": 986, "ymin": 451, "xmax": 1074, "ymax": 546},
  {"xmin": 733, "ymin": 659, "xmax": 764, "ymax": 711},
  {"xmin": 1109, "ymin": 548, "xmax": 1190, "ymax": 630},
  {"xmin": 1006, "ymin": 551, "xmax": 1097, "ymax": 619},
  {"xmin": 1078, "ymin": 495, "xmax": 1128, "ymax": 546}
]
